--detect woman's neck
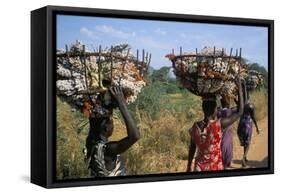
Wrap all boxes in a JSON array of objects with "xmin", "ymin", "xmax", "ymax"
[
  {"xmin": 99, "ymin": 135, "xmax": 108, "ymax": 142},
  {"xmin": 204, "ymin": 114, "xmax": 216, "ymax": 122},
  {"xmin": 92, "ymin": 134, "xmax": 108, "ymax": 143}
]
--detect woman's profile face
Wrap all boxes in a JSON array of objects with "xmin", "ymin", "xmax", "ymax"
[
  {"xmin": 221, "ymin": 99, "xmax": 230, "ymax": 109},
  {"xmin": 213, "ymin": 107, "xmax": 218, "ymax": 117},
  {"xmin": 105, "ymin": 119, "xmax": 114, "ymax": 137}
]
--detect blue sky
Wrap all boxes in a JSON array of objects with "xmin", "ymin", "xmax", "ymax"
[{"xmin": 57, "ymin": 15, "xmax": 268, "ymax": 69}]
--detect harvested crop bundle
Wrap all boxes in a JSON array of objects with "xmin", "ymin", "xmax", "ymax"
[
  {"xmin": 56, "ymin": 40, "xmax": 151, "ymax": 117},
  {"xmin": 166, "ymin": 47, "xmax": 249, "ymax": 98},
  {"xmin": 246, "ymin": 70, "xmax": 264, "ymax": 90}
]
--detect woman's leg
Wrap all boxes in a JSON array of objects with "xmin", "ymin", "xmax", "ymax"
[{"xmin": 242, "ymin": 144, "xmax": 250, "ymax": 167}]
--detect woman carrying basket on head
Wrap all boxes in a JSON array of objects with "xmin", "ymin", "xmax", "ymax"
[
  {"xmin": 218, "ymin": 90, "xmax": 246, "ymax": 169},
  {"xmin": 85, "ymin": 86, "xmax": 140, "ymax": 177},
  {"xmin": 217, "ymin": 96, "xmax": 235, "ymax": 169},
  {"xmin": 187, "ymin": 78, "xmax": 244, "ymax": 172}
]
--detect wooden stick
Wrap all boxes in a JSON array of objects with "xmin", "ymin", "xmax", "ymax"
[
  {"xmin": 122, "ymin": 48, "xmax": 130, "ymax": 71},
  {"xmin": 238, "ymin": 48, "xmax": 242, "ymax": 74},
  {"xmin": 180, "ymin": 47, "xmax": 182, "ymax": 56},
  {"xmin": 141, "ymin": 49, "xmax": 145, "ymax": 76},
  {"xmin": 195, "ymin": 48, "xmax": 198, "ymax": 63},
  {"xmin": 167, "ymin": 54, "xmax": 242, "ymax": 60},
  {"xmin": 144, "ymin": 52, "xmax": 149, "ymax": 75},
  {"xmin": 65, "ymin": 44, "xmax": 69, "ymax": 58},
  {"xmin": 57, "ymin": 51, "xmax": 147, "ymax": 66},
  {"xmin": 126, "ymin": 48, "xmax": 131, "ymax": 58},
  {"xmin": 213, "ymin": 46, "xmax": 216, "ymax": 63},
  {"xmin": 144, "ymin": 53, "xmax": 151, "ymax": 75},
  {"xmin": 82, "ymin": 45, "xmax": 91, "ymax": 99},
  {"xmin": 119, "ymin": 48, "xmax": 130, "ymax": 85},
  {"xmin": 135, "ymin": 49, "xmax": 140, "ymax": 72},
  {"xmin": 147, "ymin": 53, "xmax": 151, "ymax": 71},
  {"xmin": 228, "ymin": 48, "xmax": 233, "ymax": 63},
  {"xmin": 239, "ymin": 48, "xmax": 242, "ymax": 59},
  {"xmin": 145, "ymin": 52, "xmax": 148, "ymax": 62},
  {"xmin": 65, "ymin": 44, "xmax": 77, "ymax": 88},
  {"xmin": 98, "ymin": 45, "xmax": 102, "ymax": 88},
  {"xmin": 110, "ymin": 46, "xmax": 113, "ymax": 84},
  {"xmin": 59, "ymin": 88, "xmax": 107, "ymax": 96},
  {"xmin": 81, "ymin": 50, "xmax": 145, "ymax": 64}
]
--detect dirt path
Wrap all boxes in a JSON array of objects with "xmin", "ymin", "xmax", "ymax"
[
  {"xmin": 231, "ymin": 116, "xmax": 268, "ymax": 168},
  {"xmin": 177, "ymin": 116, "xmax": 268, "ymax": 171}
]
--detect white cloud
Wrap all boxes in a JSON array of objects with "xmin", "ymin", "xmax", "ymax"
[
  {"xmin": 80, "ymin": 25, "xmax": 136, "ymax": 40},
  {"xmin": 179, "ymin": 32, "xmax": 187, "ymax": 39},
  {"xmin": 80, "ymin": 27, "xmax": 99, "ymax": 40},
  {"xmin": 140, "ymin": 29, "xmax": 147, "ymax": 34},
  {"xmin": 95, "ymin": 25, "xmax": 136, "ymax": 39},
  {"xmin": 135, "ymin": 36, "xmax": 171, "ymax": 50},
  {"xmin": 178, "ymin": 32, "xmax": 212, "ymax": 41},
  {"xmin": 154, "ymin": 28, "xmax": 167, "ymax": 36}
]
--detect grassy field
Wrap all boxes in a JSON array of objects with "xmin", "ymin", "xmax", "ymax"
[{"xmin": 56, "ymin": 88, "xmax": 268, "ymax": 179}]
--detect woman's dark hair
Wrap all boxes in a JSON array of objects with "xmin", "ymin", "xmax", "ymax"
[
  {"xmin": 202, "ymin": 99, "xmax": 217, "ymax": 117},
  {"xmin": 244, "ymin": 103, "xmax": 254, "ymax": 115}
]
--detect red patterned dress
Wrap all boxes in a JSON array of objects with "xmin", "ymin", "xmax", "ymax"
[{"xmin": 189, "ymin": 119, "xmax": 224, "ymax": 171}]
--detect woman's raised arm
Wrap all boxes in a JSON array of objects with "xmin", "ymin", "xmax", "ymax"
[
  {"xmin": 221, "ymin": 78, "xmax": 244, "ymax": 130},
  {"xmin": 106, "ymin": 87, "xmax": 140, "ymax": 156}
]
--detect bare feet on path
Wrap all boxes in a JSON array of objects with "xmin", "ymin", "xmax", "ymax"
[{"xmin": 231, "ymin": 117, "xmax": 268, "ymax": 168}]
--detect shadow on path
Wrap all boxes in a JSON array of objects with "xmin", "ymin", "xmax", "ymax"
[{"xmin": 232, "ymin": 156, "xmax": 268, "ymax": 168}]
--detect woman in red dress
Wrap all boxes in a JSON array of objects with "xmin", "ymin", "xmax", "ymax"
[{"xmin": 187, "ymin": 78, "xmax": 244, "ymax": 172}]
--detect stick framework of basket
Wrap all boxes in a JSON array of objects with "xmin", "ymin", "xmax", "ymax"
[
  {"xmin": 56, "ymin": 40, "xmax": 151, "ymax": 117},
  {"xmin": 166, "ymin": 46, "xmax": 251, "ymax": 98}
]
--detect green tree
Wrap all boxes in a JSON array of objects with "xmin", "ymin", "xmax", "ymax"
[{"xmin": 151, "ymin": 66, "xmax": 171, "ymax": 83}]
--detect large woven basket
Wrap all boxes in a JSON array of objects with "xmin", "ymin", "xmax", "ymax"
[{"xmin": 166, "ymin": 47, "xmax": 248, "ymax": 98}]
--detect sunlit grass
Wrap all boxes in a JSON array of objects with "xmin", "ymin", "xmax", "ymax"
[{"xmin": 56, "ymin": 88, "xmax": 268, "ymax": 178}]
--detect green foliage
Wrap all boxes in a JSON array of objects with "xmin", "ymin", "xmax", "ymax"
[
  {"xmin": 128, "ymin": 82, "xmax": 171, "ymax": 120},
  {"xmin": 249, "ymin": 63, "xmax": 267, "ymax": 75},
  {"xmin": 151, "ymin": 66, "xmax": 171, "ymax": 83},
  {"xmin": 165, "ymin": 79, "xmax": 182, "ymax": 94},
  {"xmin": 128, "ymin": 67, "xmax": 199, "ymax": 120}
]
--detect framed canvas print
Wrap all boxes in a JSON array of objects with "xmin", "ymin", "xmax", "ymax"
[{"xmin": 31, "ymin": 5, "xmax": 274, "ymax": 188}]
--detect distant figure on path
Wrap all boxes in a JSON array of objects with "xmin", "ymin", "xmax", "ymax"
[{"xmin": 237, "ymin": 101, "xmax": 260, "ymax": 167}]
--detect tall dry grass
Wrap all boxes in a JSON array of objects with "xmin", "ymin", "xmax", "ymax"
[
  {"xmin": 56, "ymin": 99, "xmax": 88, "ymax": 179},
  {"xmin": 110, "ymin": 92, "xmax": 202, "ymax": 175},
  {"xmin": 56, "ymin": 89, "xmax": 268, "ymax": 178},
  {"xmin": 249, "ymin": 88, "xmax": 268, "ymax": 121},
  {"xmin": 111, "ymin": 109, "xmax": 191, "ymax": 174}
]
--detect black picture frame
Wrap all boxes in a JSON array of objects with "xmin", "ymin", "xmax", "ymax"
[{"xmin": 31, "ymin": 5, "xmax": 274, "ymax": 188}]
